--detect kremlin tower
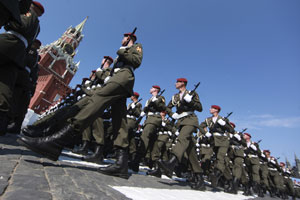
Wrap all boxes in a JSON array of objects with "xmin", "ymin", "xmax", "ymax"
[{"xmin": 28, "ymin": 17, "xmax": 88, "ymax": 114}]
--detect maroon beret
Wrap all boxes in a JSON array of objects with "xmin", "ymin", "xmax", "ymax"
[
  {"xmin": 104, "ymin": 56, "xmax": 114, "ymax": 63},
  {"xmin": 263, "ymin": 149, "xmax": 270, "ymax": 153},
  {"xmin": 82, "ymin": 78, "xmax": 89, "ymax": 81},
  {"xmin": 244, "ymin": 133, "xmax": 251, "ymax": 138},
  {"xmin": 91, "ymin": 70, "xmax": 96, "ymax": 73},
  {"xmin": 176, "ymin": 78, "xmax": 188, "ymax": 83},
  {"xmin": 280, "ymin": 162, "xmax": 285, "ymax": 166},
  {"xmin": 229, "ymin": 122, "xmax": 236, "ymax": 128},
  {"xmin": 211, "ymin": 105, "xmax": 221, "ymax": 111},
  {"xmin": 124, "ymin": 33, "xmax": 137, "ymax": 42},
  {"xmin": 133, "ymin": 92, "xmax": 140, "ymax": 97},
  {"xmin": 32, "ymin": 1, "xmax": 45, "ymax": 14},
  {"xmin": 152, "ymin": 85, "xmax": 161, "ymax": 90}
]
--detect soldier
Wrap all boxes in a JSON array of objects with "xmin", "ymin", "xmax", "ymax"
[
  {"xmin": 0, "ymin": 1, "xmax": 44, "ymax": 135},
  {"xmin": 126, "ymin": 92, "xmax": 142, "ymax": 162},
  {"xmin": 226, "ymin": 122, "xmax": 247, "ymax": 194},
  {"xmin": 0, "ymin": 0, "xmax": 32, "ymax": 29},
  {"xmin": 198, "ymin": 105, "xmax": 234, "ymax": 191},
  {"xmin": 7, "ymin": 39, "xmax": 41, "ymax": 134},
  {"xmin": 280, "ymin": 162, "xmax": 296, "ymax": 199},
  {"xmin": 73, "ymin": 56, "xmax": 114, "ymax": 164},
  {"xmin": 18, "ymin": 30, "xmax": 143, "ymax": 179},
  {"xmin": 157, "ymin": 78, "xmax": 205, "ymax": 191},
  {"xmin": 265, "ymin": 150, "xmax": 285, "ymax": 198},
  {"xmin": 147, "ymin": 111, "xmax": 175, "ymax": 177},
  {"xmin": 243, "ymin": 133, "xmax": 263, "ymax": 196},
  {"xmin": 259, "ymin": 149, "xmax": 272, "ymax": 197},
  {"xmin": 129, "ymin": 85, "xmax": 166, "ymax": 172}
]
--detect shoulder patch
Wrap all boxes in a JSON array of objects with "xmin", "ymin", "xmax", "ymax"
[{"xmin": 136, "ymin": 46, "xmax": 142, "ymax": 53}]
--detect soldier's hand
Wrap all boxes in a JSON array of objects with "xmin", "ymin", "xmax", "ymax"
[
  {"xmin": 151, "ymin": 96, "xmax": 158, "ymax": 102},
  {"xmin": 172, "ymin": 113, "xmax": 179, "ymax": 120},
  {"xmin": 205, "ymin": 132, "xmax": 212, "ymax": 138},
  {"xmin": 250, "ymin": 144, "xmax": 257, "ymax": 151},
  {"xmin": 104, "ymin": 76, "xmax": 111, "ymax": 84},
  {"xmin": 217, "ymin": 119, "xmax": 226, "ymax": 126},
  {"xmin": 140, "ymin": 111, "xmax": 145, "ymax": 117},
  {"xmin": 233, "ymin": 133, "xmax": 241, "ymax": 141},
  {"xmin": 130, "ymin": 103, "xmax": 136, "ymax": 109},
  {"xmin": 183, "ymin": 94, "xmax": 193, "ymax": 103}
]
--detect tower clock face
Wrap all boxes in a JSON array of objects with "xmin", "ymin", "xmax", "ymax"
[{"xmin": 63, "ymin": 43, "xmax": 74, "ymax": 55}]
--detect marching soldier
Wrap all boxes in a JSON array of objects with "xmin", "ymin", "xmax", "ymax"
[
  {"xmin": 243, "ymin": 133, "xmax": 263, "ymax": 197},
  {"xmin": 129, "ymin": 85, "xmax": 166, "ymax": 172},
  {"xmin": 259, "ymin": 149, "xmax": 272, "ymax": 197},
  {"xmin": 0, "ymin": 1, "xmax": 43, "ymax": 135},
  {"xmin": 226, "ymin": 122, "xmax": 247, "ymax": 194},
  {"xmin": 280, "ymin": 162, "xmax": 296, "ymax": 199},
  {"xmin": 126, "ymin": 92, "xmax": 142, "ymax": 162},
  {"xmin": 74, "ymin": 56, "xmax": 114, "ymax": 164},
  {"xmin": 7, "ymin": 39, "xmax": 41, "ymax": 133},
  {"xmin": 18, "ymin": 30, "xmax": 143, "ymax": 179},
  {"xmin": 157, "ymin": 78, "xmax": 205, "ymax": 191},
  {"xmin": 147, "ymin": 111, "xmax": 176, "ymax": 177},
  {"xmin": 199, "ymin": 105, "xmax": 234, "ymax": 191}
]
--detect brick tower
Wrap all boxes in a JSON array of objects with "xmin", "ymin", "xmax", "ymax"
[{"xmin": 29, "ymin": 17, "xmax": 88, "ymax": 114}]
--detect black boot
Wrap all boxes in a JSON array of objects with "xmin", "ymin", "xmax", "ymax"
[
  {"xmin": 17, "ymin": 124, "xmax": 74, "ymax": 161},
  {"xmin": 243, "ymin": 183, "xmax": 252, "ymax": 196},
  {"xmin": 190, "ymin": 173, "xmax": 206, "ymax": 191},
  {"xmin": 128, "ymin": 153, "xmax": 141, "ymax": 173},
  {"xmin": 6, "ymin": 121, "xmax": 22, "ymax": 134},
  {"xmin": 22, "ymin": 124, "xmax": 45, "ymax": 137},
  {"xmin": 146, "ymin": 162, "xmax": 162, "ymax": 178},
  {"xmin": 157, "ymin": 155, "xmax": 179, "ymax": 178},
  {"xmin": 210, "ymin": 169, "xmax": 222, "ymax": 191},
  {"xmin": 0, "ymin": 112, "xmax": 8, "ymax": 136},
  {"xmin": 98, "ymin": 148, "xmax": 129, "ymax": 179},
  {"xmin": 72, "ymin": 140, "xmax": 90, "ymax": 155},
  {"xmin": 228, "ymin": 177, "xmax": 239, "ymax": 194},
  {"xmin": 82, "ymin": 144, "xmax": 104, "ymax": 164}
]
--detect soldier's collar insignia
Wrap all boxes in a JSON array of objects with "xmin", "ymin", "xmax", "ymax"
[{"xmin": 136, "ymin": 46, "xmax": 142, "ymax": 53}]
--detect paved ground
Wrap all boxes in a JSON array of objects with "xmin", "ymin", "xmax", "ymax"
[{"xmin": 0, "ymin": 134, "xmax": 276, "ymax": 200}]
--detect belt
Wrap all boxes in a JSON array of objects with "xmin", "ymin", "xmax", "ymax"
[
  {"xmin": 126, "ymin": 115, "xmax": 136, "ymax": 119},
  {"xmin": 231, "ymin": 145, "xmax": 242, "ymax": 149},
  {"xmin": 268, "ymin": 168, "xmax": 277, "ymax": 171},
  {"xmin": 103, "ymin": 119, "xmax": 111, "ymax": 122},
  {"xmin": 148, "ymin": 112, "xmax": 160, "ymax": 116},
  {"xmin": 177, "ymin": 111, "xmax": 194, "ymax": 119},
  {"xmin": 25, "ymin": 66, "xmax": 31, "ymax": 73},
  {"xmin": 201, "ymin": 144, "xmax": 211, "ymax": 147},
  {"xmin": 158, "ymin": 131, "xmax": 169, "ymax": 135},
  {"xmin": 6, "ymin": 31, "xmax": 28, "ymax": 48},
  {"xmin": 114, "ymin": 66, "xmax": 134, "ymax": 74},
  {"xmin": 248, "ymin": 154, "xmax": 258, "ymax": 158},
  {"xmin": 213, "ymin": 132, "xmax": 226, "ymax": 136}
]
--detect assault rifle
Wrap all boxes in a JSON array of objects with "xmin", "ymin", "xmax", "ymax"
[
  {"xmin": 190, "ymin": 82, "xmax": 201, "ymax": 94},
  {"xmin": 225, "ymin": 112, "xmax": 233, "ymax": 119},
  {"xmin": 240, "ymin": 128, "xmax": 248, "ymax": 134}
]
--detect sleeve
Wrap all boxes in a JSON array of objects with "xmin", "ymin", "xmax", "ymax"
[
  {"xmin": 117, "ymin": 43, "xmax": 143, "ymax": 68},
  {"xmin": 133, "ymin": 103, "xmax": 142, "ymax": 118},
  {"xmin": 166, "ymin": 99, "xmax": 174, "ymax": 117},
  {"xmin": 199, "ymin": 119, "xmax": 208, "ymax": 134},
  {"xmin": 185, "ymin": 92, "xmax": 202, "ymax": 112}
]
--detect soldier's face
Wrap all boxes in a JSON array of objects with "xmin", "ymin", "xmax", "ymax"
[
  {"xmin": 101, "ymin": 59, "xmax": 111, "ymax": 69},
  {"xmin": 210, "ymin": 108, "xmax": 219, "ymax": 115},
  {"xmin": 175, "ymin": 81, "xmax": 184, "ymax": 89},
  {"xmin": 122, "ymin": 36, "xmax": 129, "ymax": 46},
  {"xmin": 243, "ymin": 134, "xmax": 250, "ymax": 141}
]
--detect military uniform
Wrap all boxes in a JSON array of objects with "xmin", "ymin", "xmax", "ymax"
[
  {"xmin": 281, "ymin": 166, "xmax": 296, "ymax": 198},
  {"xmin": 267, "ymin": 156, "xmax": 285, "ymax": 196},
  {"xmin": 199, "ymin": 115, "xmax": 234, "ymax": 176},
  {"xmin": 126, "ymin": 99, "xmax": 142, "ymax": 158},
  {"xmin": 8, "ymin": 45, "xmax": 39, "ymax": 133},
  {"xmin": 0, "ymin": 8, "xmax": 40, "ymax": 135},
  {"xmin": 166, "ymin": 90, "xmax": 203, "ymax": 174}
]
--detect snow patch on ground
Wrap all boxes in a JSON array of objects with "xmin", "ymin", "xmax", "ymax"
[{"xmin": 111, "ymin": 186, "xmax": 256, "ymax": 200}]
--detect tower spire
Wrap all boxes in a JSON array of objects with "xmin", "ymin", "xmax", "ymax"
[{"xmin": 75, "ymin": 16, "xmax": 88, "ymax": 33}]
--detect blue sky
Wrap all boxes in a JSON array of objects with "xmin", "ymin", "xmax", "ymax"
[{"xmin": 7, "ymin": 1, "xmax": 300, "ymax": 163}]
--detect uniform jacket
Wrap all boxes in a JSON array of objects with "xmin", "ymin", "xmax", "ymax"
[
  {"xmin": 144, "ymin": 95, "xmax": 166, "ymax": 126},
  {"xmin": 166, "ymin": 90, "xmax": 202, "ymax": 128}
]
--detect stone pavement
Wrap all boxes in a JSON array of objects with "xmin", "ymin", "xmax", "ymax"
[{"xmin": 0, "ymin": 134, "xmax": 274, "ymax": 200}]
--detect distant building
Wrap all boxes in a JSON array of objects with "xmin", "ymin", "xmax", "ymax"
[
  {"xmin": 28, "ymin": 17, "xmax": 88, "ymax": 114},
  {"xmin": 294, "ymin": 154, "xmax": 300, "ymax": 178}
]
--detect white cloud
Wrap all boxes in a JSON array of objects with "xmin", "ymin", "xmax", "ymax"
[{"xmin": 233, "ymin": 115, "xmax": 300, "ymax": 129}]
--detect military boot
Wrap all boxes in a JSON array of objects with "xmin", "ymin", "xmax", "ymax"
[
  {"xmin": 6, "ymin": 121, "xmax": 22, "ymax": 134},
  {"xmin": 17, "ymin": 124, "xmax": 74, "ymax": 161},
  {"xmin": 72, "ymin": 140, "xmax": 90, "ymax": 155},
  {"xmin": 157, "ymin": 155, "xmax": 179, "ymax": 178},
  {"xmin": 191, "ymin": 173, "xmax": 206, "ymax": 191},
  {"xmin": 128, "ymin": 153, "xmax": 141, "ymax": 173},
  {"xmin": 0, "ymin": 111, "xmax": 8, "ymax": 136},
  {"xmin": 228, "ymin": 177, "xmax": 239, "ymax": 194},
  {"xmin": 210, "ymin": 169, "xmax": 222, "ymax": 191},
  {"xmin": 243, "ymin": 183, "xmax": 252, "ymax": 196},
  {"xmin": 146, "ymin": 162, "xmax": 162, "ymax": 178},
  {"xmin": 82, "ymin": 144, "xmax": 104, "ymax": 164},
  {"xmin": 98, "ymin": 148, "xmax": 129, "ymax": 179}
]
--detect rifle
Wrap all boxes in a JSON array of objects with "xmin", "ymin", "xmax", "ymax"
[
  {"xmin": 257, "ymin": 139, "xmax": 262, "ymax": 144},
  {"xmin": 135, "ymin": 98, "xmax": 142, "ymax": 105},
  {"xmin": 124, "ymin": 27, "xmax": 137, "ymax": 46},
  {"xmin": 190, "ymin": 82, "xmax": 201, "ymax": 94},
  {"xmin": 240, "ymin": 128, "xmax": 248, "ymax": 134},
  {"xmin": 225, "ymin": 112, "xmax": 233, "ymax": 119},
  {"xmin": 158, "ymin": 89, "xmax": 165, "ymax": 97},
  {"xmin": 110, "ymin": 27, "xmax": 137, "ymax": 76}
]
